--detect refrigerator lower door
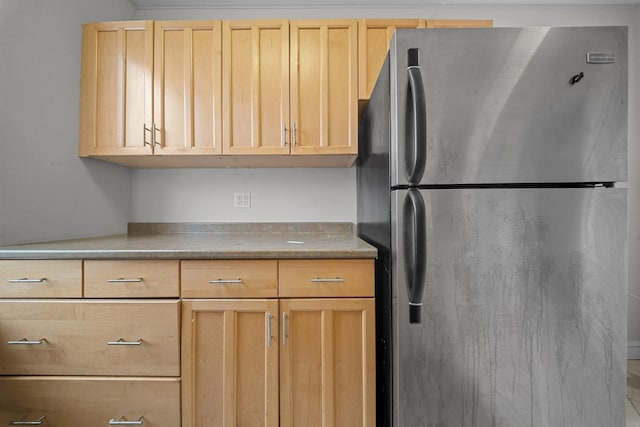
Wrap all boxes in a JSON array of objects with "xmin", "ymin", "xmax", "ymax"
[{"xmin": 391, "ymin": 187, "xmax": 627, "ymax": 427}]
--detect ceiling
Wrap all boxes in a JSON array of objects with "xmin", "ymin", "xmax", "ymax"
[{"xmin": 129, "ymin": 0, "xmax": 640, "ymax": 8}]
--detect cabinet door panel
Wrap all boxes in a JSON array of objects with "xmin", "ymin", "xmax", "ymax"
[
  {"xmin": 154, "ymin": 21, "xmax": 222, "ymax": 155},
  {"xmin": 181, "ymin": 260, "xmax": 278, "ymax": 298},
  {"xmin": 223, "ymin": 20, "xmax": 290, "ymax": 155},
  {"xmin": 279, "ymin": 259, "xmax": 374, "ymax": 298},
  {"xmin": 0, "ymin": 377, "xmax": 180, "ymax": 426},
  {"xmin": 84, "ymin": 260, "xmax": 179, "ymax": 298},
  {"xmin": 79, "ymin": 21, "xmax": 153, "ymax": 156},
  {"xmin": 0, "ymin": 260, "xmax": 82, "ymax": 298},
  {"xmin": 280, "ymin": 298, "xmax": 375, "ymax": 427},
  {"xmin": 182, "ymin": 299, "xmax": 279, "ymax": 427},
  {"xmin": 358, "ymin": 19, "xmax": 425, "ymax": 100},
  {"xmin": 0, "ymin": 300, "xmax": 180, "ymax": 376},
  {"xmin": 291, "ymin": 20, "xmax": 358, "ymax": 155}
]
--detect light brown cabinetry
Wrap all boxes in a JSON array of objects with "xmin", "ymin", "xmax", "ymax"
[
  {"xmin": 181, "ymin": 258, "xmax": 376, "ymax": 427},
  {"xmin": 154, "ymin": 20, "xmax": 223, "ymax": 156},
  {"xmin": 0, "ymin": 377, "xmax": 181, "ymax": 426},
  {"xmin": 223, "ymin": 20, "xmax": 290, "ymax": 156},
  {"xmin": 0, "ymin": 260, "xmax": 181, "ymax": 423},
  {"xmin": 0, "ymin": 299, "xmax": 180, "ymax": 376},
  {"xmin": 222, "ymin": 19, "xmax": 358, "ymax": 163},
  {"xmin": 280, "ymin": 298, "xmax": 375, "ymax": 426},
  {"xmin": 358, "ymin": 18, "xmax": 493, "ymax": 100},
  {"xmin": 80, "ymin": 18, "xmax": 358, "ymax": 167},
  {"xmin": 84, "ymin": 259, "xmax": 180, "ymax": 297},
  {"xmin": 182, "ymin": 299, "xmax": 279, "ymax": 426},
  {"xmin": 0, "ymin": 260, "xmax": 82, "ymax": 298},
  {"xmin": 290, "ymin": 20, "xmax": 358, "ymax": 158},
  {"xmin": 80, "ymin": 20, "xmax": 223, "ymax": 162},
  {"xmin": 79, "ymin": 21, "xmax": 154, "ymax": 157}
]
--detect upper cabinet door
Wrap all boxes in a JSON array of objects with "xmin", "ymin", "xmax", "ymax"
[
  {"xmin": 154, "ymin": 21, "xmax": 223, "ymax": 155},
  {"xmin": 79, "ymin": 21, "xmax": 153, "ymax": 157},
  {"xmin": 290, "ymin": 20, "xmax": 358, "ymax": 156},
  {"xmin": 223, "ymin": 20, "xmax": 290, "ymax": 155},
  {"xmin": 358, "ymin": 19, "xmax": 425, "ymax": 100}
]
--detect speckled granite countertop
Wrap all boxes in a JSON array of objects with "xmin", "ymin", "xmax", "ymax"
[{"xmin": 0, "ymin": 223, "xmax": 377, "ymax": 260}]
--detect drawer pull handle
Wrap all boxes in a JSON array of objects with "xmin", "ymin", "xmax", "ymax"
[
  {"xmin": 282, "ymin": 312, "xmax": 288, "ymax": 347},
  {"xmin": 109, "ymin": 416, "xmax": 144, "ymax": 425},
  {"xmin": 7, "ymin": 338, "xmax": 46, "ymax": 345},
  {"xmin": 8, "ymin": 278, "xmax": 46, "ymax": 283},
  {"xmin": 208, "ymin": 278, "xmax": 243, "ymax": 284},
  {"xmin": 9, "ymin": 415, "xmax": 46, "ymax": 425},
  {"xmin": 107, "ymin": 338, "xmax": 143, "ymax": 346},
  {"xmin": 108, "ymin": 278, "xmax": 143, "ymax": 283},
  {"xmin": 267, "ymin": 312, "xmax": 273, "ymax": 348},
  {"xmin": 310, "ymin": 277, "xmax": 344, "ymax": 283}
]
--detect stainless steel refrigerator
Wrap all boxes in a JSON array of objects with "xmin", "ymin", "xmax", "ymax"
[{"xmin": 356, "ymin": 26, "xmax": 628, "ymax": 427}]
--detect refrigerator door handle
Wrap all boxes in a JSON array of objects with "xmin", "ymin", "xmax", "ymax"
[
  {"xmin": 405, "ymin": 66, "xmax": 427, "ymax": 185},
  {"xmin": 403, "ymin": 189, "xmax": 427, "ymax": 323}
]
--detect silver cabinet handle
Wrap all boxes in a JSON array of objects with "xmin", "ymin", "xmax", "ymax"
[
  {"xmin": 7, "ymin": 338, "xmax": 46, "ymax": 345},
  {"xmin": 109, "ymin": 416, "xmax": 144, "ymax": 425},
  {"xmin": 292, "ymin": 122, "xmax": 298, "ymax": 146},
  {"xmin": 282, "ymin": 122, "xmax": 289, "ymax": 147},
  {"xmin": 267, "ymin": 312, "xmax": 273, "ymax": 348},
  {"xmin": 8, "ymin": 278, "xmax": 46, "ymax": 283},
  {"xmin": 208, "ymin": 279, "xmax": 243, "ymax": 284},
  {"xmin": 107, "ymin": 278, "xmax": 143, "ymax": 283},
  {"xmin": 152, "ymin": 124, "xmax": 161, "ymax": 147},
  {"xmin": 107, "ymin": 338, "xmax": 142, "ymax": 346},
  {"xmin": 143, "ymin": 124, "xmax": 152, "ymax": 146},
  {"xmin": 282, "ymin": 312, "xmax": 288, "ymax": 347},
  {"xmin": 310, "ymin": 277, "xmax": 344, "ymax": 283},
  {"xmin": 9, "ymin": 415, "xmax": 46, "ymax": 425}
]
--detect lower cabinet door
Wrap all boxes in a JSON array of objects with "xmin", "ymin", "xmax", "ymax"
[
  {"xmin": 182, "ymin": 299, "xmax": 279, "ymax": 427},
  {"xmin": 0, "ymin": 376, "xmax": 180, "ymax": 426},
  {"xmin": 279, "ymin": 298, "xmax": 376, "ymax": 427}
]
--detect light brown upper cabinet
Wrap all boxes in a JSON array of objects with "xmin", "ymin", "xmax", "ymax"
[
  {"xmin": 79, "ymin": 21, "xmax": 154, "ymax": 157},
  {"xmin": 290, "ymin": 20, "xmax": 358, "ymax": 158},
  {"xmin": 358, "ymin": 19, "xmax": 425, "ymax": 100},
  {"xmin": 79, "ymin": 20, "xmax": 223, "ymax": 165},
  {"xmin": 223, "ymin": 19, "xmax": 358, "ymax": 163},
  {"xmin": 223, "ymin": 20, "xmax": 290, "ymax": 156},
  {"xmin": 154, "ymin": 21, "xmax": 223, "ymax": 156},
  {"xmin": 358, "ymin": 19, "xmax": 493, "ymax": 100}
]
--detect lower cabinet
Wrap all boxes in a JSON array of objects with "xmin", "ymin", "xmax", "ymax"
[
  {"xmin": 181, "ymin": 299, "xmax": 280, "ymax": 427},
  {"xmin": 0, "ymin": 258, "xmax": 376, "ymax": 426},
  {"xmin": 0, "ymin": 376, "xmax": 181, "ymax": 426},
  {"xmin": 279, "ymin": 298, "xmax": 376, "ymax": 427},
  {"xmin": 181, "ymin": 297, "xmax": 376, "ymax": 427}
]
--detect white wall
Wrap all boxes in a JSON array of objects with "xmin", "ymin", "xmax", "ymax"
[{"xmin": 0, "ymin": 0, "xmax": 135, "ymax": 246}]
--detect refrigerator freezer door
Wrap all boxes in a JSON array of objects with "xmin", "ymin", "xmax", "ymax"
[
  {"xmin": 389, "ymin": 27, "xmax": 628, "ymax": 187},
  {"xmin": 391, "ymin": 187, "xmax": 626, "ymax": 426}
]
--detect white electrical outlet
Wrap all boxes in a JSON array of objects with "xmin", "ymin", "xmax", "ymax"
[{"xmin": 233, "ymin": 192, "xmax": 251, "ymax": 208}]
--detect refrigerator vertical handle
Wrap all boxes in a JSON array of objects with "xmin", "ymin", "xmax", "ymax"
[
  {"xmin": 403, "ymin": 189, "xmax": 427, "ymax": 324},
  {"xmin": 405, "ymin": 66, "xmax": 427, "ymax": 185}
]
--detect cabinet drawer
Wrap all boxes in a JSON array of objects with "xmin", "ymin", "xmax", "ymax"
[
  {"xmin": 0, "ymin": 260, "xmax": 82, "ymax": 298},
  {"xmin": 279, "ymin": 259, "xmax": 374, "ymax": 297},
  {"xmin": 84, "ymin": 260, "xmax": 179, "ymax": 298},
  {"xmin": 181, "ymin": 260, "xmax": 278, "ymax": 298},
  {"xmin": 0, "ymin": 300, "xmax": 180, "ymax": 376},
  {"xmin": 0, "ymin": 376, "xmax": 180, "ymax": 426}
]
